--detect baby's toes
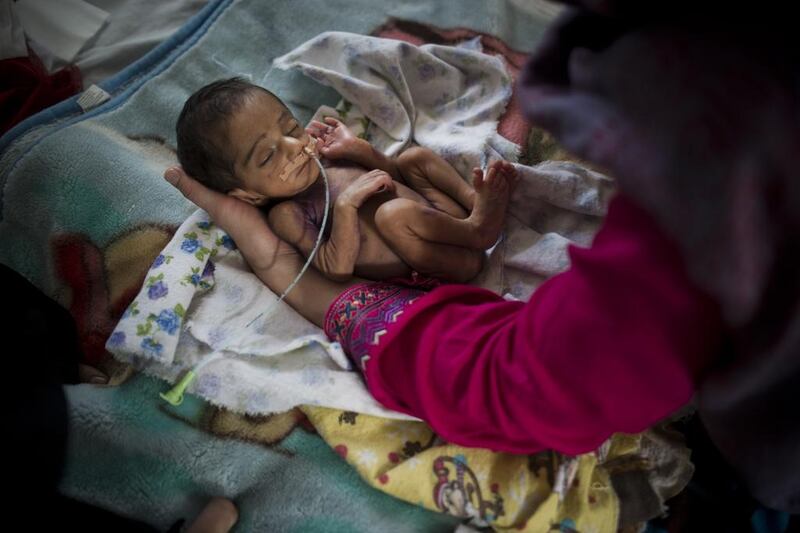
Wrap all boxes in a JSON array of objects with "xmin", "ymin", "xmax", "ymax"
[
  {"xmin": 495, "ymin": 174, "xmax": 510, "ymax": 193},
  {"xmin": 496, "ymin": 161, "xmax": 514, "ymax": 176},
  {"xmin": 472, "ymin": 168, "xmax": 484, "ymax": 189},
  {"xmin": 489, "ymin": 168, "xmax": 508, "ymax": 193},
  {"xmin": 485, "ymin": 166, "xmax": 499, "ymax": 188}
]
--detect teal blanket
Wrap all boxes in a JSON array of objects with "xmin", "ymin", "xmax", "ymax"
[{"xmin": 0, "ymin": 0, "xmax": 555, "ymax": 529}]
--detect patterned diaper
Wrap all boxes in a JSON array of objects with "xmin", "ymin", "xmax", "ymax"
[{"xmin": 323, "ymin": 277, "xmax": 437, "ymax": 374}]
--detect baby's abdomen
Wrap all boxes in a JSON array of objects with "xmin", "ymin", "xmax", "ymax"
[
  {"xmin": 353, "ymin": 193, "xmax": 414, "ymax": 280},
  {"xmin": 329, "ymin": 164, "xmax": 428, "ymax": 280}
]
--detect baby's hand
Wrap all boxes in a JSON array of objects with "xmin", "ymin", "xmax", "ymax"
[
  {"xmin": 337, "ymin": 170, "xmax": 396, "ymax": 209},
  {"xmin": 306, "ymin": 117, "xmax": 368, "ymax": 161}
]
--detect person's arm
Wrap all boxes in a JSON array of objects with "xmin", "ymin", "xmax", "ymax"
[
  {"xmin": 364, "ymin": 194, "xmax": 722, "ymax": 455},
  {"xmin": 164, "ymin": 167, "xmax": 346, "ymax": 326},
  {"xmin": 268, "ymin": 170, "xmax": 396, "ymax": 282},
  {"xmin": 307, "ymin": 118, "xmax": 401, "ymax": 179}
]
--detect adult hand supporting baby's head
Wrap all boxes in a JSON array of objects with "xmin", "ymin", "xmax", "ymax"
[
  {"xmin": 164, "ymin": 166, "xmax": 220, "ymax": 215},
  {"xmin": 163, "ymin": 166, "xmax": 269, "ymax": 242}
]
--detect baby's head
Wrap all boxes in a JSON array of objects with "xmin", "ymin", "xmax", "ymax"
[{"xmin": 176, "ymin": 77, "xmax": 319, "ymax": 205}]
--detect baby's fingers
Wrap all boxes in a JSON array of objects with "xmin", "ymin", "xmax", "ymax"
[
  {"xmin": 306, "ymin": 121, "xmax": 328, "ymax": 138},
  {"xmin": 380, "ymin": 177, "xmax": 397, "ymax": 194}
]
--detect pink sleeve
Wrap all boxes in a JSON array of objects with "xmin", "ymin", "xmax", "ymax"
[{"xmin": 364, "ymin": 195, "xmax": 721, "ymax": 455}]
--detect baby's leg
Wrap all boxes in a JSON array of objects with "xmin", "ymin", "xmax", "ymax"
[
  {"xmin": 396, "ymin": 147, "xmax": 475, "ymax": 218},
  {"xmin": 374, "ymin": 198, "xmax": 485, "ymax": 282},
  {"xmin": 398, "ymin": 150, "xmax": 516, "ymax": 250},
  {"xmin": 465, "ymin": 160, "xmax": 517, "ymax": 249}
]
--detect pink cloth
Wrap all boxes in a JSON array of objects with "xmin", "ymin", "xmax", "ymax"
[{"xmin": 365, "ymin": 194, "xmax": 722, "ymax": 455}]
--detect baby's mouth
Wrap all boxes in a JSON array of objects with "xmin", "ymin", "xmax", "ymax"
[{"xmin": 279, "ymin": 138, "xmax": 317, "ymax": 182}]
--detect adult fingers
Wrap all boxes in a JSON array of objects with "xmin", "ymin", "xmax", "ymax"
[{"xmin": 164, "ymin": 166, "xmax": 227, "ymax": 215}]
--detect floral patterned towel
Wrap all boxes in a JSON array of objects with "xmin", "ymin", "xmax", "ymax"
[{"xmin": 106, "ymin": 208, "xmax": 412, "ymax": 418}]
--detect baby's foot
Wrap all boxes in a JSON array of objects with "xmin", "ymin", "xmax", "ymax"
[{"xmin": 466, "ymin": 160, "xmax": 517, "ymax": 249}]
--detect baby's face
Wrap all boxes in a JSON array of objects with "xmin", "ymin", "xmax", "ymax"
[{"xmin": 227, "ymin": 90, "xmax": 319, "ymax": 204}]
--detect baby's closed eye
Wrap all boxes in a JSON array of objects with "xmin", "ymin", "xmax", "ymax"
[{"xmin": 260, "ymin": 151, "xmax": 274, "ymax": 167}]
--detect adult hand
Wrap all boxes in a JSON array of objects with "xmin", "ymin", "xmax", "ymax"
[{"xmin": 164, "ymin": 166, "xmax": 264, "ymax": 236}]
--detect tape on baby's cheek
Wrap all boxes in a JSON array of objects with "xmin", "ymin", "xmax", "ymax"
[{"xmin": 278, "ymin": 155, "xmax": 305, "ymax": 181}]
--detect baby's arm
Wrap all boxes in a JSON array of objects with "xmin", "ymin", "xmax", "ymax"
[
  {"xmin": 268, "ymin": 170, "xmax": 395, "ymax": 282},
  {"xmin": 268, "ymin": 200, "xmax": 359, "ymax": 282},
  {"xmin": 307, "ymin": 118, "xmax": 401, "ymax": 180}
]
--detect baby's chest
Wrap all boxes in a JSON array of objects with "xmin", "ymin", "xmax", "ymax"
[
  {"xmin": 320, "ymin": 166, "xmax": 417, "ymax": 258},
  {"xmin": 325, "ymin": 164, "xmax": 426, "ymax": 206}
]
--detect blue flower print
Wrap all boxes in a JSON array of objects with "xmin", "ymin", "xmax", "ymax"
[
  {"xmin": 140, "ymin": 337, "xmax": 163, "ymax": 357},
  {"xmin": 122, "ymin": 301, "xmax": 139, "ymax": 319},
  {"xmin": 181, "ymin": 238, "xmax": 200, "ymax": 253},
  {"xmin": 182, "ymin": 266, "xmax": 212, "ymax": 289},
  {"xmin": 156, "ymin": 309, "xmax": 180, "ymax": 335},
  {"xmin": 148, "ymin": 280, "xmax": 168, "ymax": 300},
  {"xmin": 217, "ymin": 234, "xmax": 236, "ymax": 250},
  {"xmin": 151, "ymin": 254, "xmax": 172, "ymax": 270},
  {"xmin": 108, "ymin": 331, "xmax": 126, "ymax": 347}
]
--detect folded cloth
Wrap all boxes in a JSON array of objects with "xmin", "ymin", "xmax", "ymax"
[{"xmin": 273, "ymin": 31, "xmax": 520, "ymax": 176}]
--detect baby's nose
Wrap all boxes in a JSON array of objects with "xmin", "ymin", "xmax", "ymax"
[{"xmin": 283, "ymin": 134, "xmax": 307, "ymax": 155}]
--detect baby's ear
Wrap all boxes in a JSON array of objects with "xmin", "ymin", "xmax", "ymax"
[{"xmin": 228, "ymin": 188, "xmax": 268, "ymax": 206}]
